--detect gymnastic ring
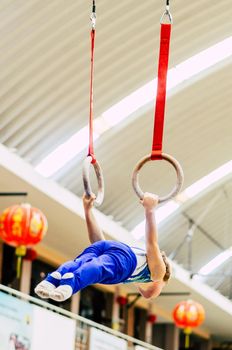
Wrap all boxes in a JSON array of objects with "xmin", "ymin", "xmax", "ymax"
[
  {"xmin": 82, "ymin": 156, "xmax": 104, "ymax": 207},
  {"xmin": 132, "ymin": 153, "xmax": 184, "ymax": 204}
]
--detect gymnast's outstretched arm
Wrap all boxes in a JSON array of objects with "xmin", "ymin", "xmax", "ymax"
[
  {"xmin": 142, "ymin": 192, "xmax": 166, "ymax": 282},
  {"xmin": 135, "ymin": 193, "xmax": 167, "ymax": 299},
  {"xmin": 83, "ymin": 193, "xmax": 106, "ymax": 243}
]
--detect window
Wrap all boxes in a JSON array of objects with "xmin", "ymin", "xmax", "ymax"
[
  {"xmin": 79, "ymin": 286, "xmax": 113, "ymax": 327},
  {"xmin": 1, "ymin": 244, "xmax": 19, "ymax": 290},
  {"xmin": 133, "ymin": 307, "xmax": 147, "ymax": 341}
]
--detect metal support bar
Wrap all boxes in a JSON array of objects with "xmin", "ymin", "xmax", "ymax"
[
  {"xmin": 183, "ymin": 212, "xmax": 225, "ymax": 251},
  {"xmin": 126, "ymin": 292, "xmax": 191, "ymax": 309},
  {"xmin": 213, "ymin": 275, "xmax": 227, "ymax": 291},
  {"xmin": 90, "ymin": 0, "xmax": 96, "ymax": 29},
  {"xmin": 169, "ymin": 192, "xmax": 222, "ymax": 265},
  {"xmin": 159, "ymin": 292, "xmax": 190, "ymax": 296},
  {"xmin": 229, "ymin": 265, "xmax": 232, "ymax": 300},
  {"xmin": 187, "ymin": 226, "xmax": 193, "ymax": 272},
  {"xmin": 169, "ymin": 219, "xmax": 195, "ymax": 271},
  {"xmin": 169, "ymin": 231, "xmax": 190, "ymax": 260},
  {"xmin": 0, "ymin": 192, "xmax": 28, "ymax": 196},
  {"xmin": 126, "ymin": 293, "xmax": 141, "ymax": 309},
  {"xmin": 191, "ymin": 272, "xmax": 232, "ymax": 279}
]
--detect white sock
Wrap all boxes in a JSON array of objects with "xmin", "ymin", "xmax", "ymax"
[
  {"xmin": 49, "ymin": 272, "xmax": 74, "ymax": 301},
  {"xmin": 34, "ymin": 272, "xmax": 61, "ymax": 299},
  {"xmin": 35, "ymin": 281, "xmax": 56, "ymax": 299},
  {"xmin": 49, "ymin": 285, "xmax": 73, "ymax": 302},
  {"xmin": 50, "ymin": 271, "xmax": 62, "ymax": 280}
]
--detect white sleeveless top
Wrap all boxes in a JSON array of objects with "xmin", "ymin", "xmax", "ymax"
[{"xmin": 123, "ymin": 246, "xmax": 152, "ymax": 284}]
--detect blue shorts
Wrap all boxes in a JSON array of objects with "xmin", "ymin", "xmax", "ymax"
[{"xmin": 47, "ymin": 240, "xmax": 137, "ymax": 294}]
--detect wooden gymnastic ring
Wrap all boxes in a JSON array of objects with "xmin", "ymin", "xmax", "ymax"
[
  {"xmin": 82, "ymin": 156, "xmax": 104, "ymax": 207},
  {"xmin": 132, "ymin": 153, "xmax": 184, "ymax": 203}
]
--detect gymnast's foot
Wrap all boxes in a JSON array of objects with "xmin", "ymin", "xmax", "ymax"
[
  {"xmin": 49, "ymin": 272, "xmax": 74, "ymax": 301},
  {"xmin": 49, "ymin": 285, "xmax": 73, "ymax": 302},
  {"xmin": 34, "ymin": 271, "xmax": 61, "ymax": 299}
]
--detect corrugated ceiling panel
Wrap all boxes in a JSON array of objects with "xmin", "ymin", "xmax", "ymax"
[
  {"xmin": 0, "ymin": 0, "xmax": 231, "ymax": 163},
  {"xmin": 159, "ymin": 184, "xmax": 232, "ymax": 284},
  {"xmin": 56, "ymin": 65, "xmax": 232, "ymax": 231}
]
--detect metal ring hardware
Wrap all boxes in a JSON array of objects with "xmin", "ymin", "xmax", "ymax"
[
  {"xmin": 82, "ymin": 156, "xmax": 104, "ymax": 207},
  {"xmin": 132, "ymin": 153, "xmax": 184, "ymax": 203}
]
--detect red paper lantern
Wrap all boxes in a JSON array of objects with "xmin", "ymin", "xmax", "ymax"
[
  {"xmin": 0, "ymin": 203, "xmax": 47, "ymax": 276},
  {"xmin": 173, "ymin": 299, "xmax": 205, "ymax": 329},
  {"xmin": 0, "ymin": 204, "xmax": 47, "ymax": 247},
  {"xmin": 147, "ymin": 314, "xmax": 157, "ymax": 324},
  {"xmin": 24, "ymin": 248, "xmax": 38, "ymax": 262},
  {"xmin": 173, "ymin": 300, "xmax": 205, "ymax": 349},
  {"xmin": 116, "ymin": 296, "xmax": 128, "ymax": 306}
]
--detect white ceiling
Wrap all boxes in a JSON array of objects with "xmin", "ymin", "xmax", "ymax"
[{"xmin": 0, "ymin": 0, "xmax": 232, "ymax": 342}]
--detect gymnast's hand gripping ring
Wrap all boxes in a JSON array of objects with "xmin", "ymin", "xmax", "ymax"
[
  {"xmin": 82, "ymin": 156, "xmax": 104, "ymax": 207},
  {"xmin": 132, "ymin": 153, "xmax": 184, "ymax": 204}
]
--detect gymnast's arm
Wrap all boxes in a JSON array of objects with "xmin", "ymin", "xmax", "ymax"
[
  {"xmin": 83, "ymin": 194, "xmax": 106, "ymax": 243},
  {"xmin": 138, "ymin": 193, "xmax": 166, "ymax": 298},
  {"xmin": 137, "ymin": 280, "xmax": 165, "ymax": 299}
]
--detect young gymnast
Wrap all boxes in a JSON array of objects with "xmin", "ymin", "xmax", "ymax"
[{"xmin": 35, "ymin": 192, "xmax": 171, "ymax": 301}]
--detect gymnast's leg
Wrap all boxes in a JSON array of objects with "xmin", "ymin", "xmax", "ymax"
[
  {"xmin": 49, "ymin": 253, "xmax": 117, "ymax": 301},
  {"xmin": 48, "ymin": 240, "xmax": 137, "ymax": 302},
  {"xmin": 34, "ymin": 251, "xmax": 97, "ymax": 299}
]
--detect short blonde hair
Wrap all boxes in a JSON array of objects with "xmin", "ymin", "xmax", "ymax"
[{"xmin": 161, "ymin": 251, "xmax": 172, "ymax": 282}]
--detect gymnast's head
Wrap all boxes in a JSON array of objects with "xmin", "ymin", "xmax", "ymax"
[
  {"xmin": 152, "ymin": 252, "xmax": 172, "ymax": 299},
  {"xmin": 161, "ymin": 251, "xmax": 172, "ymax": 283}
]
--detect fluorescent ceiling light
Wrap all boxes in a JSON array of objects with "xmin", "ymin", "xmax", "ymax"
[
  {"xmin": 103, "ymin": 36, "xmax": 232, "ymax": 127},
  {"xmin": 198, "ymin": 247, "xmax": 232, "ymax": 275},
  {"xmin": 182, "ymin": 160, "xmax": 232, "ymax": 199},
  {"xmin": 167, "ymin": 36, "xmax": 232, "ymax": 89},
  {"xmin": 102, "ymin": 80, "xmax": 156, "ymax": 127},
  {"xmin": 35, "ymin": 127, "xmax": 99, "ymax": 177},
  {"xmin": 35, "ymin": 36, "xmax": 232, "ymax": 177}
]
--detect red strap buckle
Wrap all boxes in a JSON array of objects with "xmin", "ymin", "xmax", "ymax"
[{"xmin": 151, "ymin": 150, "xmax": 163, "ymax": 160}]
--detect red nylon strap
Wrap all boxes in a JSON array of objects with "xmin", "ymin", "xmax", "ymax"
[
  {"xmin": 151, "ymin": 23, "xmax": 171, "ymax": 160},
  {"xmin": 88, "ymin": 29, "xmax": 96, "ymax": 164}
]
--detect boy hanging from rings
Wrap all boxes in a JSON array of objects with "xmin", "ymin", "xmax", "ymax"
[{"xmin": 35, "ymin": 192, "xmax": 171, "ymax": 301}]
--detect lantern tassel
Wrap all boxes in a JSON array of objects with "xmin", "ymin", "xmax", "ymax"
[
  {"xmin": 16, "ymin": 255, "xmax": 22, "ymax": 279},
  {"xmin": 184, "ymin": 328, "xmax": 192, "ymax": 349},
  {"xmin": 185, "ymin": 333, "xmax": 190, "ymax": 349},
  {"xmin": 15, "ymin": 246, "xmax": 27, "ymax": 279}
]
